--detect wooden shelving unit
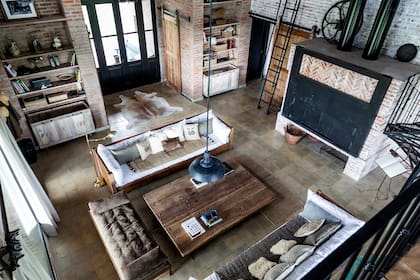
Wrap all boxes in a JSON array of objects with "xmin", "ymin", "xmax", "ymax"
[
  {"xmin": 203, "ymin": 21, "xmax": 239, "ymax": 30},
  {"xmin": 0, "ymin": 14, "xmax": 67, "ymax": 28},
  {"xmin": 9, "ymin": 64, "xmax": 78, "ymax": 80},
  {"xmin": 3, "ymin": 47, "xmax": 75, "ymax": 63},
  {"xmin": 203, "ymin": 0, "xmax": 241, "ymax": 6},
  {"xmin": 15, "ymin": 80, "xmax": 82, "ymax": 99},
  {"xmin": 22, "ymin": 95, "xmax": 87, "ymax": 113},
  {"xmin": 202, "ymin": 0, "xmax": 240, "ymax": 96}
]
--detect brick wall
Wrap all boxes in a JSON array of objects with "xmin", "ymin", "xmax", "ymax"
[
  {"xmin": 156, "ymin": 0, "xmax": 251, "ymax": 101},
  {"xmin": 250, "ymin": 0, "xmax": 420, "ymax": 65},
  {"xmin": 0, "ymin": 0, "xmax": 107, "ymax": 141},
  {"xmin": 62, "ymin": 0, "xmax": 107, "ymax": 128}
]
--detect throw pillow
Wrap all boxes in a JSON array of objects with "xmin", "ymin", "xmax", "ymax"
[
  {"xmin": 198, "ymin": 119, "xmax": 213, "ymax": 136},
  {"xmin": 279, "ymin": 244, "xmax": 314, "ymax": 265},
  {"xmin": 152, "ymin": 131, "xmax": 168, "ymax": 141},
  {"xmin": 148, "ymin": 134, "xmax": 164, "ymax": 154},
  {"xmin": 162, "ymin": 137, "xmax": 183, "ymax": 152},
  {"xmin": 248, "ymin": 257, "xmax": 276, "ymax": 280},
  {"xmin": 270, "ymin": 239, "xmax": 297, "ymax": 255},
  {"xmin": 294, "ymin": 218, "xmax": 325, "ymax": 238},
  {"xmin": 136, "ymin": 139, "xmax": 152, "ymax": 160},
  {"xmin": 304, "ymin": 222, "xmax": 342, "ymax": 246},
  {"xmin": 110, "ymin": 144, "xmax": 140, "ymax": 164},
  {"xmin": 263, "ymin": 263, "xmax": 294, "ymax": 280},
  {"xmin": 183, "ymin": 123, "xmax": 201, "ymax": 141},
  {"xmin": 164, "ymin": 124, "xmax": 185, "ymax": 142}
]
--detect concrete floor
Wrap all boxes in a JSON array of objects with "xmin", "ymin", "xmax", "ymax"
[{"xmin": 32, "ymin": 79, "xmax": 409, "ymax": 279}]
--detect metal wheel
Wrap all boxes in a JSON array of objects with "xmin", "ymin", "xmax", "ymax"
[{"xmin": 322, "ymin": 0, "xmax": 353, "ymax": 43}]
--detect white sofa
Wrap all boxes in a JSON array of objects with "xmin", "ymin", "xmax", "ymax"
[{"xmin": 93, "ymin": 111, "xmax": 234, "ymax": 193}]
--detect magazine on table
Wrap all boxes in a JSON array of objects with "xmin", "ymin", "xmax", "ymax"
[
  {"xmin": 200, "ymin": 209, "xmax": 222, "ymax": 228},
  {"xmin": 191, "ymin": 162, "xmax": 234, "ymax": 188}
]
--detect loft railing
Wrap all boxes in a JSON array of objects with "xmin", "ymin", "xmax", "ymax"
[
  {"xmin": 384, "ymin": 72, "xmax": 420, "ymax": 170},
  {"xmin": 303, "ymin": 163, "xmax": 419, "ymax": 279}
]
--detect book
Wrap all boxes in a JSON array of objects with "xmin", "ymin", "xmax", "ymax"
[
  {"xmin": 191, "ymin": 161, "xmax": 234, "ymax": 188},
  {"xmin": 200, "ymin": 209, "xmax": 222, "ymax": 228},
  {"xmin": 181, "ymin": 217, "xmax": 205, "ymax": 239}
]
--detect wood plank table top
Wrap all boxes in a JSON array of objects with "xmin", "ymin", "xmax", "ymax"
[{"xmin": 143, "ymin": 161, "xmax": 276, "ymax": 257}]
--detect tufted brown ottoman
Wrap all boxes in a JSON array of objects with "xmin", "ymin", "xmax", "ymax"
[{"xmin": 88, "ymin": 192, "xmax": 170, "ymax": 280}]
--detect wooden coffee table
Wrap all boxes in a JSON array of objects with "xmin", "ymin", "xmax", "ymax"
[{"xmin": 143, "ymin": 161, "xmax": 276, "ymax": 257}]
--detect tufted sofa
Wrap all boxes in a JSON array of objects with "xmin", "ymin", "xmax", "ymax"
[
  {"xmin": 88, "ymin": 192, "xmax": 170, "ymax": 280},
  {"xmin": 206, "ymin": 190, "xmax": 365, "ymax": 280},
  {"xmin": 93, "ymin": 110, "xmax": 233, "ymax": 193}
]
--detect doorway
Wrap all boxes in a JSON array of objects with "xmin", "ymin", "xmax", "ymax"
[
  {"xmin": 247, "ymin": 18, "xmax": 271, "ymax": 81},
  {"xmin": 81, "ymin": 0, "xmax": 160, "ymax": 94}
]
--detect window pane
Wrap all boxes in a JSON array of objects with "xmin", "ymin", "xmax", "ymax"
[
  {"xmin": 82, "ymin": 6, "xmax": 93, "ymax": 39},
  {"xmin": 141, "ymin": 0, "xmax": 153, "ymax": 30},
  {"xmin": 124, "ymin": 33, "xmax": 141, "ymax": 62},
  {"xmin": 95, "ymin": 3, "xmax": 117, "ymax": 36},
  {"xmin": 145, "ymin": 30, "xmax": 155, "ymax": 58},
  {"xmin": 90, "ymin": 39, "xmax": 99, "ymax": 68},
  {"xmin": 120, "ymin": 1, "xmax": 137, "ymax": 33},
  {"xmin": 102, "ymin": 36, "xmax": 121, "ymax": 66}
]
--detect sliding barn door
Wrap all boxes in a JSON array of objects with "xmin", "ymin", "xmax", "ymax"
[{"xmin": 162, "ymin": 10, "xmax": 182, "ymax": 93}]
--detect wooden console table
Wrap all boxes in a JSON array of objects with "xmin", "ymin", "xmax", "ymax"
[{"xmin": 143, "ymin": 161, "xmax": 276, "ymax": 257}]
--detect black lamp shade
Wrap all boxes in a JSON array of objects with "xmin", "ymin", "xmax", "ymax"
[{"xmin": 189, "ymin": 152, "xmax": 225, "ymax": 183}]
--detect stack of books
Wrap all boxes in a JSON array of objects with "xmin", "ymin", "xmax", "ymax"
[
  {"xmin": 11, "ymin": 79, "xmax": 30, "ymax": 94},
  {"xmin": 200, "ymin": 210, "xmax": 222, "ymax": 228}
]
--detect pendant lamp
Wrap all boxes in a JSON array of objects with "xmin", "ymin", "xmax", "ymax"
[{"xmin": 188, "ymin": 0, "xmax": 225, "ymax": 183}]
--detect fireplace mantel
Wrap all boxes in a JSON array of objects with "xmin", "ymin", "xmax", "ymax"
[
  {"xmin": 295, "ymin": 38, "xmax": 420, "ymax": 81},
  {"xmin": 276, "ymin": 38, "xmax": 420, "ymax": 181}
]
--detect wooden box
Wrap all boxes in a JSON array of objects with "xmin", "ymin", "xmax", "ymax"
[
  {"xmin": 203, "ymin": 58, "xmax": 217, "ymax": 68},
  {"xmin": 203, "ymin": 65, "xmax": 239, "ymax": 97},
  {"xmin": 211, "ymin": 43, "xmax": 227, "ymax": 52}
]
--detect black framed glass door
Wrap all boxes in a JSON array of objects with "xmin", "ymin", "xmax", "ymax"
[{"xmin": 81, "ymin": 0, "xmax": 160, "ymax": 94}]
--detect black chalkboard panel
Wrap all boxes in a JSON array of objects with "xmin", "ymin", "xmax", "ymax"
[{"xmin": 282, "ymin": 46, "xmax": 391, "ymax": 157}]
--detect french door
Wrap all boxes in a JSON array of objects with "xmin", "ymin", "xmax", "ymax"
[{"xmin": 81, "ymin": 0, "xmax": 160, "ymax": 94}]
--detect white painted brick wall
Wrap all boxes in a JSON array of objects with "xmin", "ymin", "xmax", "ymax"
[{"xmin": 251, "ymin": 0, "xmax": 420, "ymax": 65}]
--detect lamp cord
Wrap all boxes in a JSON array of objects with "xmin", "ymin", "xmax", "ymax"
[{"xmin": 205, "ymin": 0, "xmax": 213, "ymax": 155}]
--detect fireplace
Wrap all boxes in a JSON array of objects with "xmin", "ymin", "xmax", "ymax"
[{"xmin": 276, "ymin": 38, "xmax": 420, "ymax": 180}]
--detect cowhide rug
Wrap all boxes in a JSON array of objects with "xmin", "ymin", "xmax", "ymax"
[{"xmin": 114, "ymin": 91, "xmax": 183, "ymax": 129}]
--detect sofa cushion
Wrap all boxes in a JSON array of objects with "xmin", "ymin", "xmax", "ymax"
[
  {"xmin": 162, "ymin": 137, "xmax": 183, "ymax": 152},
  {"xmin": 263, "ymin": 263, "xmax": 294, "ymax": 280},
  {"xmin": 304, "ymin": 222, "xmax": 342, "ymax": 246},
  {"xmin": 111, "ymin": 144, "xmax": 140, "ymax": 164},
  {"xmin": 279, "ymin": 245, "xmax": 314, "ymax": 265},
  {"xmin": 164, "ymin": 123, "xmax": 185, "ymax": 142},
  {"xmin": 136, "ymin": 139, "xmax": 152, "ymax": 160},
  {"xmin": 198, "ymin": 119, "xmax": 213, "ymax": 136},
  {"xmin": 294, "ymin": 219, "xmax": 325, "ymax": 238},
  {"xmin": 148, "ymin": 135, "xmax": 164, "ymax": 154},
  {"xmin": 248, "ymin": 257, "xmax": 276, "ymax": 280},
  {"xmin": 183, "ymin": 123, "xmax": 201, "ymax": 141},
  {"xmin": 88, "ymin": 191, "xmax": 130, "ymax": 214},
  {"xmin": 270, "ymin": 239, "xmax": 297, "ymax": 255}
]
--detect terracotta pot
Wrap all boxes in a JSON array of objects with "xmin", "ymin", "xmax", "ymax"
[
  {"xmin": 284, "ymin": 125, "xmax": 305, "ymax": 144},
  {"xmin": 307, "ymin": 134, "xmax": 320, "ymax": 142}
]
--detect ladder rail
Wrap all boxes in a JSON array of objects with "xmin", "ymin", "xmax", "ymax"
[{"xmin": 257, "ymin": 0, "xmax": 302, "ymax": 114}]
